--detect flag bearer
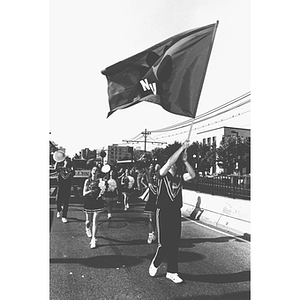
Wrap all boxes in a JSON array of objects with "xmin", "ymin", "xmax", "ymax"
[{"xmin": 149, "ymin": 140, "xmax": 195, "ymax": 283}]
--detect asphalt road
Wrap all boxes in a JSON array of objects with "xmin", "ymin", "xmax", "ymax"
[{"xmin": 50, "ymin": 196, "xmax": 250, "ymax": 300}]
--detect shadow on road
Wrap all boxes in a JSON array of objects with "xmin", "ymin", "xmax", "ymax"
[
  {"xmin": 180, "ymin": 236, "xmax": 241, "ymax": 247},
  {"xmin": 50, "ymin": 254, "xmax": 143, "ymax": 269},
  {"xmin": 180, "ymin": 270, "xmax": 250, "ymax": 283},
  {"xmin": 50, "ymin": 250, "xmax": 205, "ymax": 269},
  {"xmin": 180, "ymin": 233, "xmax": 250, "ymax": 247},
  {"xmin": 171, "ymin": 290, "xmax": 250, "ymax": 300}
]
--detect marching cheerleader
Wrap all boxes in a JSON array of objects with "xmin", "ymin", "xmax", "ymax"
[
  {"xmin": 149, "ymin": 140, "xmax": 195, "ymax": 284},
  {"xmin": 99, "ymin": 165, "xmax": 119, "ymax": 220},
  {"xmin": 143, "ymin": 164, "xmax": 160, "ymax": 244},
  {"xmin": 121, "ymin": 168, "xmax": 135, "ymax": 211},
  {"xmin": 83, "ymin": 165, "xmax": 105, "ymax": 249},
  {"xmin": 55, "ymin": 154, "xmax": 75, "ymax": 223}
]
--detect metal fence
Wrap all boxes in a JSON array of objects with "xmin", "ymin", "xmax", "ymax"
[{"xmin": 183, "ymin": 174, "xmax": 251, "ymax": 200}]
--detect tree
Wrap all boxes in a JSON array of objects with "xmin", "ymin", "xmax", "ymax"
[
  {"xmin": 217, "ymin": 136, "xmax": 250, "ymax": 174},
  {"xmin": 151, "ymin": 141, "xmax": 182, "ymax": 166},
  {"xmin": 197, "ymin": 142, "xmax": 216, "ymax": 176},
  {"xmin": 217, "ymin": 136, "xmax": 236, "ymax": 174},
  {"xmin": 151, "ymin": 147, "xmax": 166, "ymax": 166},
  {"xmin": 237, "ymin": 137, "xmax": 251, "ymax": 174}
]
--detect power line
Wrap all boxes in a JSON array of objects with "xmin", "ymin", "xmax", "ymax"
[
  {"xmin": 152, "ymin": 98, "xmax": 250, "ymax": 138},
  {"xmin": 124, "ymin": 92, "xmax": 251, "ymax": 145},
  {"xmin": 150, "ymin": 92, "xmax": 250, "ymax": 133},
  {"xmin": 152, "ymin": 110, "xmax": 250, "ymax": 142}
]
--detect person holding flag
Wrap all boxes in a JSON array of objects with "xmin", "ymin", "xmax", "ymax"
[
  {"xmin": 149, "ymin": 140, "xmax": 195, "ymax": 283},
  {"xmin": 101, "ymin": 23, "xmax": 218, "ymax": 282}
]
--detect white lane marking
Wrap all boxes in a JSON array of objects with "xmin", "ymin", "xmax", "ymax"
[{"xmin": 182, "ymin": 216, "xmax": 251, "ymax": 244}]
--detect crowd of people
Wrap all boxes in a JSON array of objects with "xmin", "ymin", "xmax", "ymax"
[{"xmin": 52, "ymin": 140, "xmax": 195, "ymax": 284}]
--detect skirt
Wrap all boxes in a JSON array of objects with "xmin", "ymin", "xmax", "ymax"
[
  {"xmin": 83, "ymin": 195, "xmax": 106, "ymax": 213},
  {"xmin": 102, "ymin": 196, "xmax": 119, "ymax": 203}
]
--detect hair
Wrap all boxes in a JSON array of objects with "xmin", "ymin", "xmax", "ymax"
[
  {"xmin": 86, "ymin": 159, "xmax": 97, "ymax": 170},
  {"xmin": 88, "ymin": 165, "xmax": 100, "ymax": 178}
]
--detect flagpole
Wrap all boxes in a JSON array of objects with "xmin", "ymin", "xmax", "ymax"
[
  {"xmin": 187, "ymin": 118, "xmax": 194, "ymax": 141},
  {"xmin": 183, "ymin": 118, "xmax": 195, "ymax": 154}
]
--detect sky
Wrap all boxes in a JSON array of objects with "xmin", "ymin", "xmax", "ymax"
[{"xmin": 50, "ymin": 0, "xmax": 250, "ymax": 156}]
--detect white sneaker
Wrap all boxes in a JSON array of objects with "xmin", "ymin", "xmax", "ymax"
[
  {"xmin": 90, "ymin": 238, "xmax": 97, "ymax": 249},
  {"xmin": 62, "ymin": 217, "xmax": 67, "ymax": 223},
  {"xmin": 57, "ymin": 211, "xmax": 61, "ymax": 218},
  {"xmin": 166, "ymin": 272, "xmax": 183, "ymax": 284},
  {"xmin": 107, "ymin": 213, "xmax": 112, "ymax": 220},
  {"xmin": 147, "ymin": 233, "xmax": 153, "ymax": 244},
  {"xmin": 149, "ymin": 261, "xmax": 158, "ymax": 277},
  {"xmin": 126, "ymin": 204, "xmax": 130, "ymax": 209},
  {"xmin": 152, "ymin": 232, "xmax": 157, "ymax": 241},
  {"xmin": 85, "ymin": 226, "xmax": 92, "ymax": 238}
]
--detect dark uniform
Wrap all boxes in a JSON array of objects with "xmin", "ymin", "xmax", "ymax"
[
  {"xmin": 151, "ymin": 172, "xmax": 183, "ymax": 273},
  {"xmin": 56, "ymin": 162, "xmax": 75, "ymax": 218}
]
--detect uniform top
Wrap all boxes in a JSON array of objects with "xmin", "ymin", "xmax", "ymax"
[
  {"xmin": 55, "ymin": 162, "xmax": 75, "ymax": 182},
  {"xmin": 121, "ymin": 175, "xmax": 135, "ymax": 190},
  {"xmin": 85, "ymin": 177, "xmax": 101, "ymax": 199},
  {"xmin": 156, "ymin": 172, "xmax": 183, "ymax": 210}
]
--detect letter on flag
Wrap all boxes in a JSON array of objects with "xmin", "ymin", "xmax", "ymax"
[{"xmin": 101, "ymin": 22, "xmax": 218, "ymax": 118}]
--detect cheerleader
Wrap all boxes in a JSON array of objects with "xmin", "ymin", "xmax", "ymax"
[
  {"xmin": 121, "ymin": 168, "xmax": 135, "ymax": 210},
  {"xmin": 143, "ymin": 164, "xmax": 160, "ymax": 244},
  {"xmin": 55, "ymin": 156, "xmax": 75, "ymax": 223},
  {"xmin": 99, "ymin": 165, "xmax": 119, "ymax": 220},
  {"xmin": 83, "ymin": 166, "xmax": 105, "ymax": 249}
]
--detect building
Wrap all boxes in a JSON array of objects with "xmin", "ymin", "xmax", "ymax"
[
  {"xmin": 197, "ymin": 126, "xmax": 250, "ymax": 147},
  {"xmin": 107, "ymin": 144, "xmax": 132, "ymax": 165},
  {"xmin": 80, "ymin": 148, "xmax": 96, "ymax": 160}
]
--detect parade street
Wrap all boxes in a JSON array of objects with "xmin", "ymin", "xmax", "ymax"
[{"xmin": 50, "ymin": 196, "xmax": 250, "ymax": 300}]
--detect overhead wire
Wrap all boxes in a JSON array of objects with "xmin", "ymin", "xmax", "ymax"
[
  {"xmin": 150, "ymin": 91, "xmax": 250, "ymax": 133},
  {"xmin": 153, "ymin": 109, "xmax": 250, "ymax": 141},
  {"xmin": 124, "ymin": 92, "xmax": 251, "ymax": 144},
  {"xmin": 152, "ymin": 97, "xmax": 250, "ymax": 139}
]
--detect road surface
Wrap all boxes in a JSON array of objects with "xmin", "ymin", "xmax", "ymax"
[{"xmin": 50, "ymin": 195, "xmax": 250, "ymax": 300}]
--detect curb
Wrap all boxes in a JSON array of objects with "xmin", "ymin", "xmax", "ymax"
[{"xmin": 181, "ymin": 189, "xmax": 250, "ymax": 236}]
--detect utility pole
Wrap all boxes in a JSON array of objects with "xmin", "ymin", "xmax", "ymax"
[
  {"xmin": 123, "ymin": 128, "xmax": 166, "ymax": 153},
  {"xmin": 141, "ymin": 129, "xmax": 151, "ymax": 152}
]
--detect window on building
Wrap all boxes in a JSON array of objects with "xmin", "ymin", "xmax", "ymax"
[
  {"xmin": 212, "ymin": 136, "xmax": 216, "ymax": 145},
  {"xmin": 207, "ymin": 137, "xmax": 211, "ymax": 146},
  {"xmin": 203, "ymin": 138, "xmax": 206, "ymax": 145}
]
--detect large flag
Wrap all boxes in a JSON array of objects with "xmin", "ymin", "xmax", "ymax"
[{"xmin": 102, "ymin": 22, "xmax": 218, "ymax": 118}]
